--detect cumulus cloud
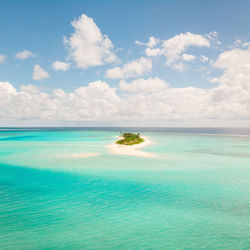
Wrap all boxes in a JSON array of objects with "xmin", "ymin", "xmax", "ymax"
[
  {"xmin": 182, "ymin": 54, "xmax": 196, "ymax": 61},
  {"xmin": 52, "ymin": 61, "xmax": 70, "ymax": 71},
  {"xmin": 200, "ymin": 55, "xmax": 209, "ymax": 62},
  {"xmin": 212, "ymin": 48, "xmax": 250, "ymax": 91},
  {"xmin": 232, "ymin": 39, "xmax": 250, "ymax": 50},
  {"xmin": 209, "ymin": 77, "xmax": 219, "ymax": 84},
  {"xmin": 106, "ymin": 57, "xmax": 152, "ymax": 79},
  {"xmin": 172, "ymin": 63, "xmax": 185, "ymax": 72},
  {"xmin": 15, "ymin": 50, "xmax": 35, "ymax": 60},
  {"xmin": 33, "ymin": 65, "xmax": 49, "ymax": 81},
  {"xmin": 119, "ymin": 77, "xmax": 168, "ymax": 92},
  {"xmin": 1, "ymin": 47, "xmax": 250, "ymax": 125},
  {"xmin": 0, "ymin": 81, "xmax": 17, "ymax": 97},
  {"xmin": 0, "ymin": 81, "xmax": 119, "ymax": 121},
  {"xmin": 135, "ymin": 36, "xmax": 159, "ymax": 48},
  {"xmin": 161, "ymin": 32, "xmax": 210, "ymax": 65},
  {"xmin": 145, "ymin": 47, "xmax": 161, "ymax": 57},
  {"xmin": 64, "ymin": 14, "xmax": 117, "ymax": 69},
  {"xmin": 0, "ymin": 54, "xmax": 6, "ymax": 63},
  {"xmin": 137, "ymin": 32, "xmax": 211, "ymax": 71},
  {"xmin": 205, "ymin": 31, "xmax": 221, "ymax": 46},
  {"xmin": 208, "ymin": 48, "xmax": 250, "ymax": 119}
]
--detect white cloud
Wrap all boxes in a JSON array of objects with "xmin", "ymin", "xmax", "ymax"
[
  {"xmin": 172, "ymin": 62, "xmax": 185, "ymax": 72},
  {"xmin": 234, "ymin": 39, "xmax": 242, "ymax": 47},
  {"xmin": 208, "ymin": 48, "xmax": 250, "ymax": 118},
  {"xmin": 20, "ymin": 84, "xmax": 40, "ymax": 93},
  {"xmin": 147, "ymin": 36, "xmax": 159, "ymax": 48},
  {"xmin": 213, "ymin": 49, "xmax": 250, "ymax": 77},
  {"xmin": 119, "ymin": 77, "xmax": 168, "ymax": 92},
  {"xmin": 212, "ymin": 48, "xmax": 250, "ymax": 89},
  {"xmin": 182, "ymin": 54, "xmax": 195, "ymax": 61},
  {"xmin": 15, "ymin": 50, "xmax": 35, "ymax": 60},
  {"xmin": 161, "ymin": 32, "xmax": 210, "ymax": 65},
  {"xmin": 242, "ymin": 42, "xmax": 250, "ymax": 49},
  {"xmin": 106, "ymin": 57, "xmax": 152, "ymax": 79},
  {"xmin": 145, "ymin": 47, "xmax": 161, "ymax": 56},
  {"xmin": 140, "ymin": 37, "xmax": 162, "ymax": 57},
  {"xmin": 138, "ymin": 32, "xmax": 210, "ymax": 71},
  {"xmin": 0, "ymin": 81, "xmax": 17, "ymax": 95},
  {"xmin": 209, "ymin": 77, "xmax": 219, "ymax": 84},
  {"xmin": 0, "ymin": 81, "xmax": 119, "ymax": 121},
  {"xmin": 1, "ymin": 47, "xmax": 250, "ymax": 125},
  {"xmin": 135, "ymin": 36, "xmax": 159, "ymax": 48},
  {"xmin": 205, "ymin": 31, "xmax": 221, "ymax": 46},
  {"xmin": 200, "ymin": 55, "xmax": 209, "ymax": 62},
  {"xmin": 0, "ymin": 54, "xmax": 6, "ymax": 63},
  {"xmin": 232, "ymin": 39, "xmax": 250, "ymax": 50},
  {"xmin": 64, "ymin": 14, "xmax": 117, "ymax": 69},
  {"xmin": 52, "ymin": 61, "xmax": 70, "ymax": 71},
  {"xmin": 33, "ymin": 65, "xmax": 49, "ymax": 81}
]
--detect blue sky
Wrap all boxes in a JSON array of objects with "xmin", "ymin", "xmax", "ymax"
[{"xmin": 0, "ymin": 0, "xmax": 250, "ymax": 126}]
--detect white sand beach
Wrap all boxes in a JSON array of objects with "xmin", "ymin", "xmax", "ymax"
[{"xmin": 106, "ymin": 136, "xmax": 156, "ymax": 158}]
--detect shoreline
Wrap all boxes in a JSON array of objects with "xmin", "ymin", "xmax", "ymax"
[{"xmin": 106, "ymin": 135, "xmax": 156, "ymax": 158}]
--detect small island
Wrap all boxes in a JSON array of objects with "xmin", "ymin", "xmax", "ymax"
[
  {"xmin": 116, "ymin": 132, "xmax": 144, "ymax": 145},
  {"xmin": 106, "ymin": 132, "xmax": 155, "ymax": 158}
]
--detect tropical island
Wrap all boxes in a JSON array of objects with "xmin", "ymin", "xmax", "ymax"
[
  {"xmin": 116, "ymin": 132, "xmax": 144, "ymax": 145},
  {"xmin": 106, "ymin": 132, "xmax": 155, "ymax": 158}
]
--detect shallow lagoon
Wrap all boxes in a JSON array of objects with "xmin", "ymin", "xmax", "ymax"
[{"xmin": 0, "ymin": 128, "xmax": 250, "ymax": 249}]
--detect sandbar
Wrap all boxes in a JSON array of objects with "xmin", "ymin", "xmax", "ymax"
[{"xmin": 68, "ymin": 152, "xmax": 101, "ymax": 158}]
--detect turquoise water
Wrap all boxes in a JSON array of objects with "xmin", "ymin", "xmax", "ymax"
[{"xmin": 0, "ymin": 128, "xmax": 250, "ymax": 249}]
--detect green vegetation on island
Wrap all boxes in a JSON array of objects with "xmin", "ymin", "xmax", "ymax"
[{"xmin": 116, "ymin": 132, "xmax": 144, "ymax": 145}]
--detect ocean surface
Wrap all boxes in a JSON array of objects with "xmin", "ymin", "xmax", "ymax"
[{"xmin": 0, "ymin": 127, "xmax": 249, "ymax": 249}]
